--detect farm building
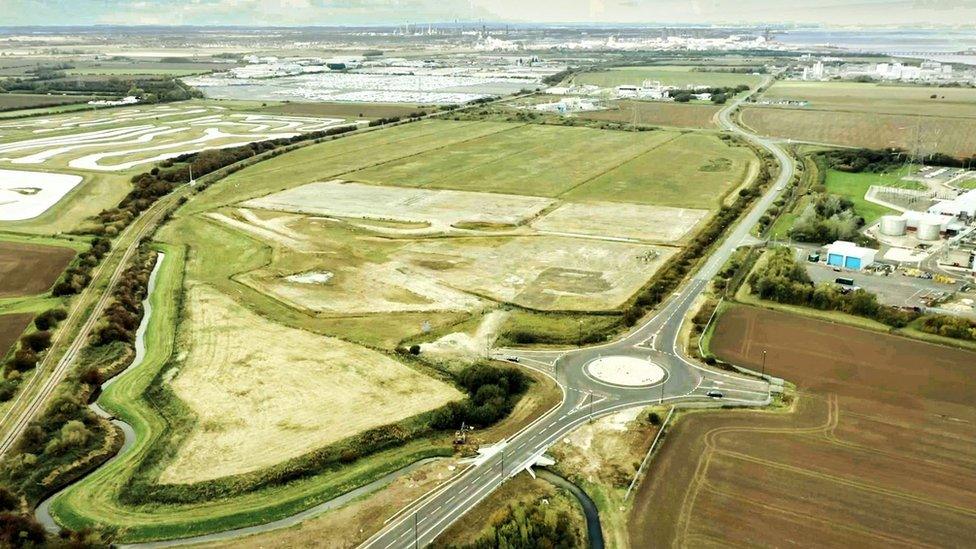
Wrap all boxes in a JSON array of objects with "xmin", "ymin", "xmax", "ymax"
[{"xmin": 826, "ymin": 241, "xmax": 877, "ymax": 271}]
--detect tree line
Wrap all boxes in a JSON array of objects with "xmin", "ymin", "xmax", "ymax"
[
  {"xmin": 824, "ymin": 147, "xmax": 976, "ymax": 173},
  {"xmin": 442, "ymin": 499, "xmax": 579, "ymax": 549}
]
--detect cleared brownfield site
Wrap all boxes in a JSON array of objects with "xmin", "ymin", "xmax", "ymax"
[
  {"xmin": 0, "ymin": 240, "xmax": 75, "ymax": 297},
  {"xmin": 629, "ymin": 306, "xmax": 976, "ymax": 548},
  {"xmin": 0, "ymin": 313, "xmax": 33, "ymax": 358}
]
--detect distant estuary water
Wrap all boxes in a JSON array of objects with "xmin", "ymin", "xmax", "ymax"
[{"xmin": 776, "ymin": 28, "xmax": 976, "ymax": 65}]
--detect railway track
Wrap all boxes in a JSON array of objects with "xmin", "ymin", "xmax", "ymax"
[{"xmin": 0, "ymin": 191, "xmax": 180, "ymax": 458}]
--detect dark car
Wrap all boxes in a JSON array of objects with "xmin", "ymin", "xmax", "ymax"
[{"xmin": 706, "ymin": 390, "xmax": 724, "ymax": 399}]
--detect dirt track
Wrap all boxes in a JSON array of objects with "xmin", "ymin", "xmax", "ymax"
[
  {"xmin": 629, "ymin": 306, "xmax": 976, "ymax": 548},
  {"xmin": 0, "ymin": 240, "xmax": 75, "ymax": 297}
]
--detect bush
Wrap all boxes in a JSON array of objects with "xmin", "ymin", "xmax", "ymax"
[
  {"xmin": 0, "ymin": 487, "xmax": 18, "ymax": 512},
  {"xmin": 0, "ymin": 513, "xmax": 46, "ymax": 546},
  {"xmin": 20, "ymin": 332, "xmax": 51, "ymax": 353},
  {"xmin": 647, "ymin": 412, "xmax": 662, "ymax": 425},
  {"xmin": 408, "ymin": 344, "xmax": 421, "ymax": 355}
]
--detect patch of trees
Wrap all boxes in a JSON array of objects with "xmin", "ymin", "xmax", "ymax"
[
  {"xmin": 0, "ymin": 307, "xmax": 68, "ymax": 402},
  {"xmin": 51, "ymin": 238, "xmax": 111, "ymax": 296},
  {"xmin": 695, "ymin": 66, "xmax": 767, "ymax": 74},
  {"xmin": 445, "ymin": 499, "xmax": 579, "ymax": 549},
  {"xmin": 789, "ymin": 194, "xmax": 864, "ymax": 244},
  {"xmin": 92, "ymin": 248, "xmax": 155, "ymax": 346},
  {"xmin": 823, "ymin": 148, "xmax": 976, "ymax": 172},
  {"xmin": 750, "ymin": 247, "xmax": 917, "ymax": 327},
  {"xmin": 672, "ymin": 84, "xmax": 750, "ymax": 103},
  {"xmin": 368, "ymin": 111, "xmax": 427, "ymax": 127},
  {"xmin": 4, "ymin": 75, "xmax": 202, "ymax": 104},
  {"xmin": 0, "ymin": 353, "xmax": 110, "ymax": 505},
  {"xmin": 542, "ymin": 67, "xmax": 577, "ymax": 86},
  {"xmin": 430, "ymin": 363, "xmax": 530, "ymax": 429},
  {"xmin": 919, "ymin": 315, "xmax": 976, "ymax": 341}
]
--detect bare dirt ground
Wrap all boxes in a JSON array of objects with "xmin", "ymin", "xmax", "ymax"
[
  {"xmin": 401, "ymin": 236, "xmax": 675, "ymax": 311},
  {"xmin": 532, "ymin": 201, "xmax": 709, "ymax": 245},
  {"xmin": 162, "ymin": 285, "xmax": 463, "ymax": 484},
  {"xmin": 0, "ymin": 313, "xmax": 33, "ymax": 358},
  {"xmin": 629, "ymin": 305, "xmax": 976, "ymax": 548},
  {"xmin": 0, "ymin": 240, "xmax": 75, "ymax": 297},
  {"xmin": 243, "ymin": 180, "xmax": 554, "ymax": 233},
  {"xmin": 420, "ymin": 310, "xmax": 510, "ymax": 361}
]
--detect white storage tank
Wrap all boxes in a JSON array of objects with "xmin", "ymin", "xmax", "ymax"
[
  {"xmin": 880, "ymin": 215, "xmax": 907, "ymax": 236},
  {"xmin": 917, "ymin": 219, "xmax": 942, "ymax": 241}
]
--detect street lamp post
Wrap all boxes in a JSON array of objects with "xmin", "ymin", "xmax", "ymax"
[
  {"xmin": 578, "ymin": 319, "xmax": 583, "ymax": 347},
  {"xmin": 413, "ymin": 512, "xmax": 419, "ymax": 549},
  {"xmin": 762, "ymin": 349, "xmax": 767, "ymax": 378}
]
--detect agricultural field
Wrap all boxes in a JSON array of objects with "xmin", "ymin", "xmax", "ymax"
[
  {"xmin": 577, "ymin": 100, "xmax": 721, "ymax": 129},
  {"xmin": 162, "ymin": 286, "xmax": 462, "ymax": 483},
  {"xmin": 347, "ymin": 124, "xmax": 679, "ymax": 197},
  {"xmin": 0, "ymin": 313, "xmax": 33, "ymax": 360},
  {"xmin": 630, "ymin": 305, "xmax": 976, "ymax": 547},
  {"xmin": 742, "ymin": 81, "xmax": 976, "ymax": 157},
  {"xmin": 0, "ymin": 239, "xmax": 76, "ymax": 297},
  {"xmin": 570, "ymin": 65, "xmax": 763, "ymax": 89},
  {"xmin": 0, "ymin": 102, "xmax": 352, "ymax": 232},
  {"xmin": 0, "ymin": 93, "xmax": 97, "ymax": 112},
  {"xmin": 563, "ymin": 132, "xmax": 757, "ymax": 209}
]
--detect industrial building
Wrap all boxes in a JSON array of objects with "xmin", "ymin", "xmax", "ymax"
[
  {"xmin": 826, "ymin": 241, "xmax": 878, "ymax": 271},
  {"xmin": 928, "ymin": 189, "xmax": 976, "ymax": 220}
]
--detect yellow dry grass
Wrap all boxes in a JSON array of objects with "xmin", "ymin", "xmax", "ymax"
[{"xmin": 161, "ymin": 285, "xmax": 463, "ymax": 484}]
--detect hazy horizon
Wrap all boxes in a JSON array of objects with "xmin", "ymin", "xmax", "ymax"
[{"xmin": 1, "ymin": 0, "xmax": 976, "ymax": 28}]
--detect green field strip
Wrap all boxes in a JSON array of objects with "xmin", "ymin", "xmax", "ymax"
[{"xmin": 553, "ymin": 131, "xmax": 684, "ymax": 199}]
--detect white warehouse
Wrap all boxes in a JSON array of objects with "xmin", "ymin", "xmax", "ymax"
[
  {"xmin": 826, "ymin": 241, "xmax": 878, "ymax": 271},
  {"xmin": 928, "ymin": 189, "xmax": 976, "ymax": 219}
]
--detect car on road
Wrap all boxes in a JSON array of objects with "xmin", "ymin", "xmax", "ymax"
[
  {"xmin": 505, "ymin": 356, "xmax": 520, "ymax": 363},
  {"xmin": 706, "ymin": 390, "xmax": 724, "ymax": 399}
]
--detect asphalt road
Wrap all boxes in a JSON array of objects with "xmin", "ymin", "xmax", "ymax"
[{"xmin": 359, "ymin": 83, "xmax": 796, "ymax": 549}]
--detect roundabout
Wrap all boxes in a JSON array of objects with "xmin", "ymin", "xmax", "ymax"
[{"xmin": 584, "ymin": 355, "xmax": 667, "ymax": 387}]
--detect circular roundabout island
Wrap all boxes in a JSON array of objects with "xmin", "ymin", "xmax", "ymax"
[{"xmin": 584, "ymin": 356, "xmax": 666, "ymax": 387}]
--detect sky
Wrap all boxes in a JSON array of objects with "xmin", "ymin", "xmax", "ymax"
[{"xmin": 1, "ymin": 0, "xmax": 976, "ymax": 27}]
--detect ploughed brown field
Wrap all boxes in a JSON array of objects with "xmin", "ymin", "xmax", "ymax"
[
  {"xmin": 0, "ymin": 313, "xmax": 33, "ymax": 358},
  {"xmin": 0, "ymin": 241, "xmax": 75, "ymax": 298},
  {"xmin": 629, "ymin": 305, "xmax": 976, "ymax": 548}
]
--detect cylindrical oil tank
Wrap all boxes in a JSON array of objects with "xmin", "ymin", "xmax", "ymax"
[
  {"xmin": 880, "ymin": 215, "xmax": 907, "ymax": 236},
  {"xmin": 916, "ymin": 220, "xmax": 941, "ymax": 241}
]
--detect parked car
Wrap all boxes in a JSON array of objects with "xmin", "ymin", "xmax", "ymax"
[{"xmin": 706, "ymin": 390, "xmax": 724, "ymax": 399}]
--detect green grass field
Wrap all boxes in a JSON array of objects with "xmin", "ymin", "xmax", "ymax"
[
  {"xmin": 186, "ymin": 119, "xmax": 516, "ymax": 213},
  {"xmin": 564, "ymin": 133, "xmax": 757, "ymax": 209},
  {"xmin": 348, "ymin": 124, "xmax": 679, "ymax": 197},
  {"xmin": 571, "ymin": 66, "xmax": 763, "ymax": 89},
  {"xmin": 824, "ymin": 167, "xmax": 925, "ymax": 222}
]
